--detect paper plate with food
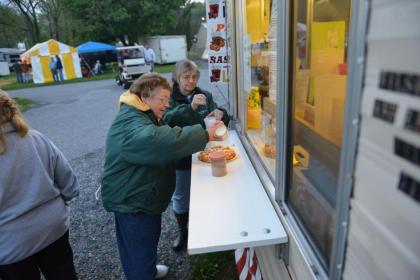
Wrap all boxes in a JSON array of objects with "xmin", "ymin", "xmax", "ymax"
[{"xmin": 196, "ymin": 144, "xmax": 238, "ymax": 164}]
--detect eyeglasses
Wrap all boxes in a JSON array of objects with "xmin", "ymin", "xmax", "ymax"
[
  {"xmin": 180, "ymin": 74, "xmax": 199, "ymax": 81},
  {"xmin": 154, "ymin": 96, "xmax": 169, "ymax": 105}
]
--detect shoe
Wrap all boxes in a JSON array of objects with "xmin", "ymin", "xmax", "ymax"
[
  {"xmin": 155, "ymin": 264, "xmax": 169, "ymax": 279},
  {"xmin": 172, "ymin": 212, "xmax": 189, "ymax": 251}
]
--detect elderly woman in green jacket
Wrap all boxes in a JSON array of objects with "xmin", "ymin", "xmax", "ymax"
[
  {"xmin": 163, "ymin": 59, "xmax": 230, "ymax": 251},
  {"xmin": 101, "ymin": 73, "xmax": 221, "ymax": 280}
]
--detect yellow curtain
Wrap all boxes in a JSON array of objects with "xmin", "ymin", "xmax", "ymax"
[
  {"xmin": 62, "ymin": 53, "xmax": 76, "ymax": 80},
  {"xmin": 246, "ymin": 0, "xmax": 270, "ymax": 44},
  {"xmin": 40, "ymin": 56, "xmax": 53, "ymax": 82}
]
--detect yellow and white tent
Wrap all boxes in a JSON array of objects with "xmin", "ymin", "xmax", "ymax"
[{"xmin": 21, "ymin": 39, "xmax": 82, "ymax": 84}]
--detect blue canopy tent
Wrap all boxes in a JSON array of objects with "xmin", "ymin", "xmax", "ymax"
[
  {"xmin": 77, "ymin": 41, "xmax": 116, "ymax": 54},
  {"xmin": 77, "ymin": 41, "xmax": 116, "ymax": 76}
]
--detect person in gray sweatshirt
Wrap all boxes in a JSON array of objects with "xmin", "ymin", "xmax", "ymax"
[{"xmin": 0, "ymin": 90, "xmax": 79, "ymax": 280}]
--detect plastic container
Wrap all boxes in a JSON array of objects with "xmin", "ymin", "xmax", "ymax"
[{"xmin": 209, "ymin": 151, "xmax": 227, "ymax": 177}]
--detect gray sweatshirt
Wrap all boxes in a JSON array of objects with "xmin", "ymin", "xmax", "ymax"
[{"xmin": 0, "ymin": 123, "xmax": 79, "ymax": 265}]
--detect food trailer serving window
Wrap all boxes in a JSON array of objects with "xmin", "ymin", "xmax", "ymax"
[
  {"xmin": 241, "ymin": 0, "xmax": 278, "ymax": 180},
  {"xmin": 287, "ymin": 0, "xmax": 352, "ymax": 269}
]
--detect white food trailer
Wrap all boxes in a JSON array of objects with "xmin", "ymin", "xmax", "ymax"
[{"xmin": 188, "ymin": 0, "xmax": 420, "ymax": 279}]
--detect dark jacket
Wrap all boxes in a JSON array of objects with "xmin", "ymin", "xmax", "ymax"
[
  {"xmin": 13, "ymin": 62, "xmax": 21, "ymax": 73},
  {"xmin": 163, "ymin": 83, "xmax": 229, "ymax": 170},
  {"xmin": 101, "ymin": 93, "xmax": 208, "ymax": 214},
  {"xmin": 56, "ymin": 56, "xmax": 63, "ymax": 70}
]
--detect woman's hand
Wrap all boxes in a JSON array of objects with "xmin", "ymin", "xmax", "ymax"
[
  {"xmin": 191, "ymin": 94, "xmax": 207, "ymax": 111},
  {"xmin": 206, "ymin": 121, "xmax": 224, "ymax": 141},
  {"xmin": 208, "ymin": 109, "xmax": 224, "ymax": 120}
]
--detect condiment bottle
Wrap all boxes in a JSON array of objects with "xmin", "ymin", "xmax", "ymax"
[{"xmin": 209, "ymin": 151, "xmax": 227, "ymax": 177}]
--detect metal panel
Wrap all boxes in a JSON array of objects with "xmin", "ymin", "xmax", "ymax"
[
  {"xmin": 227, "ymin": 0, "xmax": 238, "ymax": 118},
  {"xmin": 329, "ymin": 0, "xmax": 370, "ymax": 279},
  {"xmin": 344, "ymin": 0, "xmax": 420, "ymax": 279},
  {"xmin": 235, "ymin": 0, "xmax": 247, "ymax": 134},
  {"xmin": 275, "ymin": 0, "xmax": 291, "ymax": 202},
  {"xmin": 346, "ymin": 201, "xmax": 420, "ymax": 279}
]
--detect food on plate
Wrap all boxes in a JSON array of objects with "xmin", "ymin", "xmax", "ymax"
[
  {"xmin": 263, "ymin": 143, "xmax": 276, "ymax": 159},
  {"xmin": 198, "ymin": 145, "xmax": 236, "ymax": 163}
]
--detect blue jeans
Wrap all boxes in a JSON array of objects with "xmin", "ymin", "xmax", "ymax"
[
  {"xmin": 146, "ymin": 62, "xmax": 154, "ymax": 72},
  {"xmin": 115, "ymin": 212, "xmax": 161, "ymax": 280},
  {"xmin": 16, "ymin": 72, "xmax": 23, "ymax": 83},
  {"xmin": 52, "ymin": 69, "xmax": 58, "ymax": 82},
  {"xmin": 57, "ymin": 69, "xmax": 64, "ymax": 82},
  {"xmin": 172, "ymin": 169, "xmax": 191, "ymax": 214}
]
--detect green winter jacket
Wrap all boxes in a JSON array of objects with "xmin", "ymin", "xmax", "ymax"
[
  {"xmin": 163, "ymin": 84, "xmax": 229, "ymax": 170},
  {"xmin": 101, "ymin": 92, "xmax": 208, "ymax": 214}
]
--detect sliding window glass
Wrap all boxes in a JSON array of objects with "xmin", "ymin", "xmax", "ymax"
[
  {"xmin": 287, "ymin": 0, "xmax": 351, "ymax": 268},
  {"xmin": 242, "ymin": 0, "xmax": 277, "ymax": 178}
]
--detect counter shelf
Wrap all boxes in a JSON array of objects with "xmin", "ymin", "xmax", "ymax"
[{"xmin": 188, "ymin": 130, "xmax": 287, "ymax": 255}]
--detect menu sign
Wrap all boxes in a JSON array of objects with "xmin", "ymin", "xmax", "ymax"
[{"xmin": 206, "ymin": 0, "xmax": 228, "ymax": 84}]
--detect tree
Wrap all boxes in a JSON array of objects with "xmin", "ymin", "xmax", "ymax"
[
  {"xmin": 6, "ymin": 0, "xmax": 43, "ymax": 45},
  {"xmin": 63, "ymin": 0, "xmax": 186, "ymax": 45},
  {"xmin": 1, "ymin": 0, "xmax": 83, "ymax": 47},
  {"xmin": 175, "ymin": 1, "xmax": 205, "ymax": 51},
  {"xmin": 0, "ymin": 4, "xmax": 27, "ymax": 47},
  {"xmin": 40, "ymin": 0, "xmax": 62, "ymax": 40}
]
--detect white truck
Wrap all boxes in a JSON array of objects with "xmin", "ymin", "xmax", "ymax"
[
  {"xmin": 115, "ymin": 46, "xmax": 151, "ymax": 89},
  {"xmin": 146, "ymin": 35, "xmax": 187, "ymax": 64}
]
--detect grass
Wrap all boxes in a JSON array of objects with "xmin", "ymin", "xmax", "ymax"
[
  {"xmin": 0, "ymin": 70, "xmax": 116, "ymax": 91},
  {"xmin": 0, "ymin": 63, "xmax": 175, "ymax": 91},
  {"xmin": 154, "ymin": 63, "xmax": 175, "ymax": 73},
  {"xmin": 13, "ymin": 97, "xmax": 32, "ymax": 112},
  {"xmin": 191, "ymin": 251, "xmax": 237, "ymax": 280}
]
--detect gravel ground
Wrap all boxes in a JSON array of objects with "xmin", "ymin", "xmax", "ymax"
[{"xmin": 69, "ymin": 147, "xmax": 197, "ymax": 280}]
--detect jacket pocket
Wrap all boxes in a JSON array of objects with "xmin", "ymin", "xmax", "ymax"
[{"xmin": 128, "ymin": 182, "xmax": 159, "ymax": 207}]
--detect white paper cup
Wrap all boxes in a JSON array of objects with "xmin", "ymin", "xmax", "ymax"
[
  {"xmin": 215, "ymin": 124, "xmax": 228, "ymax": 139},
  {"xmin": 204, "ymin": 116, "xmax": 216, "ymax": 128}
]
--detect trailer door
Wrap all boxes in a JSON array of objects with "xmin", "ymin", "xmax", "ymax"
[{"xmin": 160, "ymin": 37, "xmax": 187, "ymax": 63}]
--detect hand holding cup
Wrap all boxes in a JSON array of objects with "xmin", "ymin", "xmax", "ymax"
[{"xmin": 206, "ymin": 120, "xmax": 224, "ymax": 141}]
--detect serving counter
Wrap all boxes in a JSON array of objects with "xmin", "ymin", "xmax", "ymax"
[{"xmin": 188, "ymin": 130, "xmax": 287, "ymax": 255}]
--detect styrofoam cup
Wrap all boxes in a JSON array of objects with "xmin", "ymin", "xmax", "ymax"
[{"xmin": 204, "ymin": 116, "xmax": 216, "ymax": 128}]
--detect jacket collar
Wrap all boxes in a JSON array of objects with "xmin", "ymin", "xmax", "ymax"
[
  {"xmin": 119, "ymin": 91, "xmax": 150, "ymax": 111},
  {"xmin": 172, "ymin": 83, "xmax": 201, "ymax": 104}
]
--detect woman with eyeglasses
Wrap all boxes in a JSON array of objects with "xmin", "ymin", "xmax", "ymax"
[
  {"xmin": 101, "ymin": 73, "xmax": 222, "ymax": 279},
  {"xmin": 163, "ymin": 59, "xmax": 230, "ymax": 251}
]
